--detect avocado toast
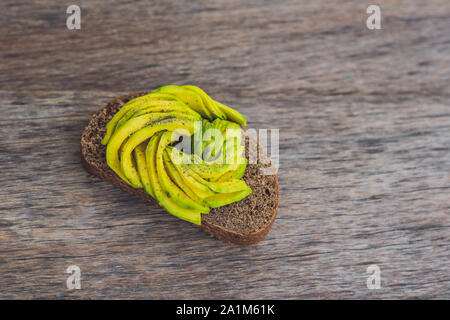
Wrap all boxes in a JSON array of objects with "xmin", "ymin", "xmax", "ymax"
[{"xmin": 81, "ymin": 87, "xmax": 279, "ymax": 245}]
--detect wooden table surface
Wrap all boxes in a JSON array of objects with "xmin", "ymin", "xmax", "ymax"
[{"xmin": 1, "ymin": 0, "xmax": 449, "ymax": 299}]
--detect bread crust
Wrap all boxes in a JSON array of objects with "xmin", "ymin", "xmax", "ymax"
[{"xmin": 80, "ymin": 92, "xmax": 279, "ymax": 245}]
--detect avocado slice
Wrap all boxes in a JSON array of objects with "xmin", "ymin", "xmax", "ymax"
[
  {"xmin": 183, "ymin": 164, "xmax": 248, "ymax": 193},
  {"xmin": 107, "ymin": 113, "xmax": 189, "ymax": 187},
  {"xmin": 156, "ymin": 132, "xmax": 209, "ymax": 213},
  {"xmin": 215, "ymin": 101, "xmax": 247, "ymax": 126},
  {"xmin": 216, "ymin": 159, "xmax": 247, "ymax": 181},
  {"xmin": 134, "ymin": 141, "xmax": 154, "ymax": 197},
  {"xmin": 184, "ymin": 128, "xmax": 246, "ymax": 183},
  {"xmin": 163, "ymin": 151, "xmax": 207, "ymax": 205},
  {"xmin": 182, "ymin": 85, "xmax": 226, "ymax": 120},
  {"xmin": 167, "ymin": 149, "xmax": 215, "ymax": 199},
  {"xmin": 204, "ymin": 187, "xmax": 252, "ymax": 208},
  {"xmin": 106, "ymin": 112, "xmax": 171, "ymax": 186},
  {"xmin": 155, "ymin": 85, "xmax": 213, "ymax": 120},
  {"xmin": 120, "ymin": 117, "xmax": 195, "ymax": 188},
  {"xmin": 102, "ymin": 92, "xmax": 180, "ymax": 145},
  {"xmin": 116, "ymin": 100, "xmax": 201, "ymax": 129},
  {"xmin": 188, "ymin": 162, "xmax": 232, "ymax": 181},
  {"xmin": 146, "ymin": 132, "xmax": 202, "ymax": 225}
]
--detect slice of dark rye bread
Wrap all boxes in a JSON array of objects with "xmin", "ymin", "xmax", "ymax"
[{"xmin": 81, "ymin": 92, "xmax": 279, "ymax": 245}]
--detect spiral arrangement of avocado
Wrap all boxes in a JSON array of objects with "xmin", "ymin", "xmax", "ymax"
[{"xmin": 101, "ymin": 85, "xmax": 252, "ymax": 225}]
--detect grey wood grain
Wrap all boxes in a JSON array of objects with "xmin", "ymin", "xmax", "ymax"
[{"xmin": 0, "ymin": 0, "xmax": 449, "ymax": 299}]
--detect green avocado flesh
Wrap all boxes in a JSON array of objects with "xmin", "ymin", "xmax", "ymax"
[{"xmin": 102, "ymin": 85, "xmax": 251, "ymax": 225}]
